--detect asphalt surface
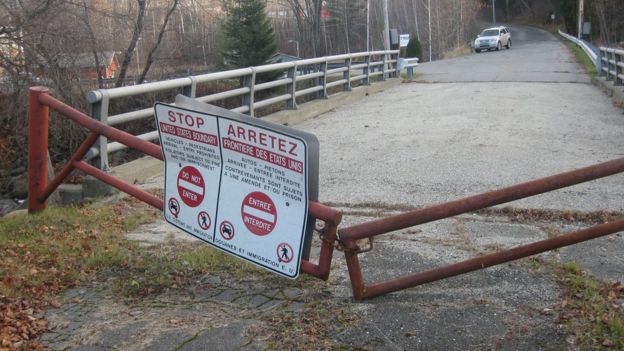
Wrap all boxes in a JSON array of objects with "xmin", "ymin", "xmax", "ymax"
[
  {"xmin": 40, "ymin": 25, "xmax": 624, "ymax": 350},
  {"xmin": 299, "ymin": 25, "xmax": 624, "ymax": 212},
  {"xmin": 416, "ymin": 25, "xmax": 590, "ymax": 84}
]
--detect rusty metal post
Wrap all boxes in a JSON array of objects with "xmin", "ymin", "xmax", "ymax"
[
  {"xmin": 38, "ymin": 94, "xmax": 163, "ymax": 160},
  {"xmin": 339, "ymin": 157, "xmax": 624, "ymax": 242},
  {"xmin": 73, "ymin": 161, "xmax": 164, "ymax": 210},
  {"xmin": 28, "ymin": 87, "xmax": 50, "ymax": 213},
  {"xmin": 300, "ymin": 202, "xmax": 342, "ymax": 280},
  {"xmin": 40, "ymin": 132, "xmax": 100, "ymax": 202},
  {"xmin": 343, "ymin": 240, "xmax": 367, "ymax": 300},
  {"xmin": 357, "ymin": 219, "xmax": 624, "ymax": 299}
]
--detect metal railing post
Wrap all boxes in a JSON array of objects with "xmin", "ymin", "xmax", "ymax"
[
  {"xmin": 183, "ymin": 76, "xmax": 197, "ymax": 97},
  {"xmin": 317, "ymin": 61, "xmax": 328, "ymax": 99},
  {"xmin": 363, "ymin": 54, "xmax": 371, "ymax": 85},
  {"xmin": 287, "ymin": 63, "xmax": 298, "ymax": 109},
  {"xmin": 606, "ymin": 50, "xmax": 614, "ymax": 81},
  {"xmin": 382, "ymin": 53, "xmax": 388, "ymax": 81},
  {"xmin": 90, "ymin": 91, "xmax": 110, "ymax": 171},
  {"xmin": 600, "ymin": 48, "xmax": 607, "ymax": 76},
  {"xmin": 392, "ymin": 53, "xmax": 400, "ymax": 78},
  {"xmin": 242, "ymin": 68, "xmax": 257, "ymax": 117},
  {"xmin": 28, "ymin": 87, "xmax": 50, "ymax": 213},
  {"xmin": 343, "ymin": 56, "xmax": 352, "ymax": 91},
  {"xmin": 615, "ymin": 51, "xmax": 622, "ymax": 86}
]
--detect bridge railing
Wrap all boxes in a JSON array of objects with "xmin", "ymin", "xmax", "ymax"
[
  {"xmin": 558, "ymin": 30, "xmax": 601, "ymax": 71},
  {"xmin": 86, "ymin": 50, "xmax": 399, "ymax": 170},
  {"xmin": 600, "ymin": 47, "xmax": 624, "ymax": 87}
]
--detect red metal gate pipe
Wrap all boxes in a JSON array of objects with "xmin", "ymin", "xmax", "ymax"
[
  {"xmin": 37, "ymin": 93, "xmax": 163, "ymax": 161},
  {"xmin": 39, "ymin": 132, "xmax": 99, "ymax": 203},
  {"xmin": 358, "ymin": 219, "xmax": 624, "ymax": 299},
  {"xmin": 339, "ymin": 157, "xmax": 624, "ymax": 242},
  {"xmin": 73, "ymin": 161, "xmax": 164, "ymax": 210},
  {"xmin": 28, "ymin": 87, "xmax": 50, "ymax": 212},
  {"xmin": 299, "ymin": 202, "xmax": 342, "ymax": 280}
]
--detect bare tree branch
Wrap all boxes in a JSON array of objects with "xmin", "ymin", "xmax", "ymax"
[
  {"xmin": 80, "ymin": 0, "xmax": 103, "ymax": 88},
  {"xmin": 136, "ymin": 0, "xmax": 179, "ymax": 84},
  {"xmin": 115, "ymin": 0, "xmax": 146, "ymax": 87}
]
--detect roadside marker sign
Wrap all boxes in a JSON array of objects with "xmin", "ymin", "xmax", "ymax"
[{"xmin": 154, "ymin": 96, "xmax": 319, "ymax": 278}]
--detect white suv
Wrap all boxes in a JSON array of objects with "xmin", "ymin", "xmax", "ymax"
[{"xmin": 474, "ymin": 26, "xmax": 511, "ymax": 52}]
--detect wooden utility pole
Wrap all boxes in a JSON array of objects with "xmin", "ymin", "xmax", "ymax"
[
  {"xmin": 383, "ymin": 0, "xmax": 390, "ymax": 52},
  {"xmin": 577, "ymin": 0, "xmax": 584, "ymax": 39},
  {"xmin": 428, "ymin": 0, "xmax": 431, "ymax": 62},
  {"xmin": 492, "ymin": 0, "xmax": 496, "ymax": 25},
  {"xmin": 366, "ymin": 0, "xmax": 370, "ymax": 51}
]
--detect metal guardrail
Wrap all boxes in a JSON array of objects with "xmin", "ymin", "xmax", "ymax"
[
  {"xmin": 599, "ymin": 47, "xmax": 624, "ymax": 87},
  {"xmin": 397, "ymin": 57, "xmax": 419, "ymax": 79},
  {"xmin": 558, "ymin": 30, "xmax": 601, "ymax": 72},
  {"xmin": 86, "ymin": 50, "xmax": 400, "ymax": 170}
]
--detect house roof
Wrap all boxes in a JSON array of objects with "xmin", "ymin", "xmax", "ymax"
[{"xmin": 55, "ymin": 51, "xmax": 117, "ymax": 69}]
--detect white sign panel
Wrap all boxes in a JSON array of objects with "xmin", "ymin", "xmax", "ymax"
[
  {"xmin": 154, "ymin": 99, "xmax": 317, "ymax": 278},
  {"xmin": 399, "ymin": 34, "xmax": 410, "ymax": 47}
]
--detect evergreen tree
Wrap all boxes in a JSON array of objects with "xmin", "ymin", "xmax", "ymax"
[
  {"xmin": 220, "ymin": 0, "xmax": 277, "ymax": 69},
  {"xmin": 406, "ymin": 36, "xmax": 422, "ymax": 59}
]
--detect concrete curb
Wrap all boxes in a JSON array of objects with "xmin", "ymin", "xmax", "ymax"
[
  {"xmin": 263, "ymin": 79, "xmax": 401, "ymax": 126},
  {"xmin": 591, "ymin": 75, "xmax": 624, "ymax": 105}
]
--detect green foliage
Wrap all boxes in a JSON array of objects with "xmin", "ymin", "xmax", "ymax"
[
  {"xmin": 406, "ymin": 36, "xmax": 422, "ymax": 59},
  {"xmin": 220, "ymin": 0, "xmax": 277, "ymax": 69},
  {"xmin": 558, "ymin": 0, "xmax": 577, "ymax": 35},
  {"xmin": 564, "ymin": 41, "xmax": 597, "ymax": 76}
]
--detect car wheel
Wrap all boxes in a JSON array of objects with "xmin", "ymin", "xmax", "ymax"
[
  {"xmin": 496, "ymin": 42, "xmax": 502, "ymax": 51},
  {"xmin": 475, "ymin": 49, "xmax": 481, "ymax": 53},
  {"xmin": 506, "ymin": 39, "xmax": 511, "ymax": 49}
]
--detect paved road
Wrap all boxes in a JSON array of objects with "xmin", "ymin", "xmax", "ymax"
[
  {"xmin": 416, "ymin": 25, "xmax": 590, "ymax": 83},
  {"xmin": 299, "ymin": 25, "xmax": 624, "ymax": 212}
]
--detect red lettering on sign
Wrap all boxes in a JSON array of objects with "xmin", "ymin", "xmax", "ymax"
[
  {"xmin": 222, "ymin": 138, "xmax": 303, "ymax": 174},
  {"xmin": 225, "ymin": 124, "xmax": 299, "ymax": 156},
  {"xmin": 167, "ymin": 110, "xmax": 205, "ymax": 129},
  {"xmin": 160, "ymin": 122, "xmax": 218, "ymax": 146}
]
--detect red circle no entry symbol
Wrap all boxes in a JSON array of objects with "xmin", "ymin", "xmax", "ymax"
[
  {"xmin": 276, "ymin": 242, "xmax": 294, "ymax": 263},
  {"xmin": 241, "ymin": 191, "xmax": 277, "ymax": 236},
  {"xmin": 177, "ymin": 165, "xmax": 204, "ymax": 207}
]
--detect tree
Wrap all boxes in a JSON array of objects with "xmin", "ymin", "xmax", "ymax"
[
  {"xmin": 406, "ymin": 36, "xmax": 422, "ymax": 59},
  {"xmin": 115, "ymin": 0, "xmax": 146, "ymax": 87},
  {"xmin": 220, "ymin": 0, "xmax": 276, "ymax": 69},
  {"xmin": 136, "ymin": 0, "xmax": 180, "ymax": 84}
]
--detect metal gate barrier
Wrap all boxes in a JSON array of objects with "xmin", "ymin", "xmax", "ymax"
[{"xmin": 28, "ymin": 87, "xmax": 624, "ymax": 300}]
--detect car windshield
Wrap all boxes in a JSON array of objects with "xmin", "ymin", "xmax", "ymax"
[{"xmin": 481, "ymin": 30, "xmax": 499, "ymax": 36}]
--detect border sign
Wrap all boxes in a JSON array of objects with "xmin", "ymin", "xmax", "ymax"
[{"xmin": 154, "ymin": 96, "xmax": 319, "ymax": 278}]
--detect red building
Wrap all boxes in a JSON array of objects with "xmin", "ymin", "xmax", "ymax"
[{"xmin": 57, "ymin": 51, "xmax": 119, "ymax": 79}]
